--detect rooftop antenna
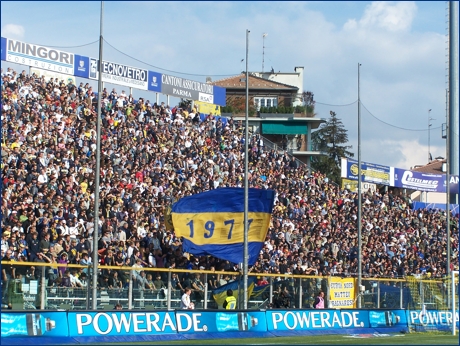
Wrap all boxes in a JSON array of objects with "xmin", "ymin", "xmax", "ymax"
[{"xmin": 262, "ymin": 33, "xmax": 268, "ymax": 72}]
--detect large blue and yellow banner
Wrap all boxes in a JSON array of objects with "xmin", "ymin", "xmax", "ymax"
[{"xmin": 171, "ymin": 188, "xmax": 275, "ymax": 265}]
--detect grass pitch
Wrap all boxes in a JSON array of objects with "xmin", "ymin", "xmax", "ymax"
[{"xmin": 91, "ymin": 332, "xmax": 458, "ymax": 345}]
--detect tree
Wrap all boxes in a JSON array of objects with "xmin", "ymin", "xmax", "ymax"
[
  {"xmin": 301, "ymin": 91, "xmax": 315, "ymax": 116},
  {"xmin": 311, "ymin": 111, "xmax": 353, "ymax": 183}
]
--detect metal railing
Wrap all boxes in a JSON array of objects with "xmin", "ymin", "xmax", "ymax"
[{"xmin": 2, "ymin": 261, "xmax": 457, "ymax": 311}]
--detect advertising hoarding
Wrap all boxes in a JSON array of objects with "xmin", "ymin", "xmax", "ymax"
[
  {"xmin": 265, "ymin": 309, "xmax": 369, "ymax": 331},
  {"xmin": 73, "ymin": 54, "xmax": 90, "ymax": 79},
  {"xmin": 1, "ymin": 37, "xmax": 6, "ymax": 61},
  {"xmin": 406, "ymin": 310, "xmax": 459, "ymax": 330},
  {"xmin": 341, "ymin": 158, "xmax": 391, "ymax": 185},
  {"xmin": 1, "ymin": 36, "xmax": 227, "ymax": 106},
  {"xmin": 30, "ymin": 67, "xmax": 75, "ymax": 85},
  {"xmin": 194, "ymin": 100, "xmax": 221, "ymax": 115},
  {"xmin": 329, "ymin": 277, "xmax": 356, "ymax": 309},
  {"xmin": 1, "ymin": 312, "xmax": 68, "ymax": 338},
  {"xmin": 89, "ymin": 58, "xmax": 149, "ymax": 90},
  {"xmin": 175, "ymin": 311, "xmax": 267, "ymax": 333},
  {"xmin": 67, "ymin": 311, "xmax": 176, "ymax": 337},
  {"xmin": 4, "ymin": 38, "xmax": 74, "ymax": 75},
  {"xmin": 147, "ymin": 70, "xmax": 162, "ymax": 93},
  {"xmin": 341, "ymin": 178, "xmax": 377, "ymax": 193},
  {"xmin": 161, "ymin": 73, "xmax": 214, "ymax": 102},
  {"xmin": 392, "ymin": 168, "xmax": 445, "ymax": 193}
]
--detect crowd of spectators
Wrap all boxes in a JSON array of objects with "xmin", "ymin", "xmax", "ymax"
[{"xmin": 1, "ymin": 66, "xmax": 459, "ymax": 298}]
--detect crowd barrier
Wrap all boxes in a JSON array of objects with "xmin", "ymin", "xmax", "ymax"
[
  {"xmin": 1, "ymin": 308, "xmax": 458, "ymax": 345},
  {"xmin": 4, "ymin": 262, "xmax": 457, "ymax": 313}
]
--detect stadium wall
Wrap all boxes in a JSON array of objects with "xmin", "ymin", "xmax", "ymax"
[{"xmin": 1, "ymin": 309, "xmax": 458, "ymax": 345}]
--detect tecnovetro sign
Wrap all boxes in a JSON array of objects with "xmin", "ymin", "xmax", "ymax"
[
  {"xmin": 89, "ymin": 58, "xmax": 149, "ymax": 90},
  {"xmin": 4, "ymin": 38, "xmax": 75, "ymax": 75}
]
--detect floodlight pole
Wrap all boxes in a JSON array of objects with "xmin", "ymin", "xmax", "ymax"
[
  {"xmin": 243, "ymin": 29, "xmax": 250, "ymax": 310},
  {"xmin": 357, "ymin": 63, "xmax": 362, "ymax": 308},
  {"xmin": 92, "ymin": 0, "xmax": 104, "ymax": 310}
]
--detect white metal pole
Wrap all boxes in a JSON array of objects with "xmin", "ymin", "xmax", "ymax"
[
  {"xmin": 357, "ymin": 63, "xmax": 362, "ymax": 308},
  {"xmin": 452, "ymin": 270, "xmax": 458, "ymax": 336},
  {"xmin": 428, "ymin": 109, "xmax": 432, "ymax": 162},
  {"xmin": 92, "ymin": 0, "xmax": 104, "ymax": 310},
  {"xmin": 243, "ymin": 29, "xmax": 250, "ymax": 310}
]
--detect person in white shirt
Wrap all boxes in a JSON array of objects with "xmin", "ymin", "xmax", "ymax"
[
  {"xmin": 180, "ymin": 287, "xmax": 194, "ymax": 309},
  {"xmin": 37, "ymin": 169, "xmax": 49, "ymax": 184}
]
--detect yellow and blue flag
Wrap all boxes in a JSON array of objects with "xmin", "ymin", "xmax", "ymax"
[
  {"xmin": 251, "ymin": 283, "xmax": 270, "ymax": 299},
  {"xmin": 212, "ymin": 277, "xmax": 257, "ymax": 308},
  {"xmin": 171, "ymin": 187, "xmax": 275, "ymax": 265}
]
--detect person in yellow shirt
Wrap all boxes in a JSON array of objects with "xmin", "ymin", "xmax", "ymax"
[
  {"xmin": 223, "ymin": 289, "xmax": 236, "ymax": 309},
  {"xmin": 80, "ymin": 181, "xmax": 88, "ymax": 194}
]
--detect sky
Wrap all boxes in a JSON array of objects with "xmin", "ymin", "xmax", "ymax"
[{"xmin": 1, "ymin": 1, "xmax": 456, "ymax": 170}]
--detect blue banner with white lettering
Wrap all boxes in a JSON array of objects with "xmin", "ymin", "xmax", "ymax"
[
  {"xmin": 266, "ymin": 309, "xmax": 370, "ymax": 331},
  {"xmin": 175, "ymin": 311, "xmax": 267, "ymax": 333},
  {"xmin": 393, "ymin": 168, "xmax": 445, "ymax": 192},
  {"xmin": 406, "ymin": 310, "xmax": 459, "ymax": 331},
  {"xmin": 73, "ymin": 54, "xmax": 89, "ymax": 79},
  {"xmin": 67, "ymin": 311, "xmax": 177, "ymax": 337}
]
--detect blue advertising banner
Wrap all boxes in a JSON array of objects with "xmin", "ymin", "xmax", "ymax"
[
  {"xmin": 265, "ymin": 309, "xmax": 369, "ymax": 331},
  {"xmin": 213, "ymin": 85, "xmax": 226, "ymax": 106},
  {"xmin": 147, "ymin": 70, "xmax": 162, "ymax": 92},
  {"xmin": 392, "ymin": 168, "xmax": 445, "ymax": 192},
  {"xmin": 368, "ymin": 310, "xmax": 407, "ymax": 328},
  {"xmin": 74, "ymin": 54, "xmax": 90, "ymax": 79},
  {"xmin": 412, "ymin": 202, "xmax": 459, "ymax": 214},
  {"xmin": 406, "ymin": 310, "xmax": 459, "ymax": 330},
  {"xmin": 1, "ymin": 37, "xmax": 6, "ymax": 61},
  {"xmin": 199, "ymin": 113, "xmax": 228, "ymax": 126},
  {"xmin": 340, "ymin": 158, "xmax": 391, "ymax": 185},
  {"xmin": 1, "ymin": 312, "xmax": 68, "ymax": 338},
  {"xmin": 67, "ymin": 311, "xmax": 176, "ymax": 337},
  {"xmin": 448, "ymin": 174, "xmax": 459, "ymax": 194},
  {"xmin": 175, "ymin": 311, "xmax": 267, "ymax": 333}
]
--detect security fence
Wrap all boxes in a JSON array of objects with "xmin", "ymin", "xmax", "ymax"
[{"xmin": 1, "ymin": 261, "xmax": 457, "ymax": 312}]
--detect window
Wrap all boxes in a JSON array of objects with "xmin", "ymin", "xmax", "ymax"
[{"xmin": 254, "ymin": 97, "xmax": 278, "ymax": 111}]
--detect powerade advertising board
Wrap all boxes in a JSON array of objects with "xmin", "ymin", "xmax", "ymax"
[
  {"xmin": 175, "ymin": 311, "xmax": 267, "ymax": 333},
  {"xmin": 407, "ymin": 310, "xmax": 459, "ymax": 330},
  {"xmin": 67, "ymin": 311, "xmax": 176, "ymax": 337},
  {"xmin": 265, "ymin": 309, "xmax": 369, "ymax": 331},
  {"xmin": 1, "ymin": 312, "xmax": 68, "ymax": 337},
  {"xmin": 265, "ymin": 309, "xmax": 407, "ymax": 331}
]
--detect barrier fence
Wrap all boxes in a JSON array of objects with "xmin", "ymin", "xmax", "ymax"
[
  {"xmin": 1, "ymin": 308, "xmax": 459, "ymax": 342},
  {"xmin": 1, "ymin": 261, "xmax": 457, "ymax": 312}
]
